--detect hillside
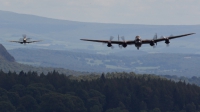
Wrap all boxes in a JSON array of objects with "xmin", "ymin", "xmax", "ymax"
[
  {"xmin": 0, "ymin": 44, "xmax": 15, "ymax": 62},
  {"xmin": 0, "ymin": 71, "xmax": 200, "ymax": 111},
  {"xmin": 0, "ymin": 44, "xmax": 85, "ymax": 75},
  {"xmin": 0, "ymin": 10, "xmax": 199, "ymax": 54},
  {"xmin": 8, "ymin": 48, "xmax": 200, "ymax": 77}
]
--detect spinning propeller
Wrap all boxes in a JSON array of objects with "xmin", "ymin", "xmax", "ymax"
[
  {"xmin": 118, "ymin": 35, "xmax": 127, "ymax": 48},
  {"xmin": 150, "ymin": 33, "xmax": 158, "ymax": 48},
  {"xmin": 160, "ymin": 35, "xmax": 172, "ymax": 47},
  {"xmin": 104, "ymin": 36, "xmax": 114, "ymax": 49}
]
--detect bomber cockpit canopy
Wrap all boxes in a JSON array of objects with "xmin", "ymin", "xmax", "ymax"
[{"xmin": 135, "ymin": 36, "xmax": 140, "ymax": 40}]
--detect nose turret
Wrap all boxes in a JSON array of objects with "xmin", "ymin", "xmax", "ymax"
[
  {"xmin": 135, "ymin": 36, "xmax": 140, "ymax": 40},
  {"xmin": 135, "ymin": 35, "xmax": 142, "ymax": 49}
]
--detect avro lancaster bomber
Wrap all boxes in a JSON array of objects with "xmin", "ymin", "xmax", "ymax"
[{"xmin": 80, "ymin": 33, "xmax": 195, "ymax": 50}]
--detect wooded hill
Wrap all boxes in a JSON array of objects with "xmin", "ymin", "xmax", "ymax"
[
  {"xmin": 0, "ymin": 71, "xmax": 200, "ymax": 112},
  {"xmin": 0, "ymin": 44, "xmax": 85, "ymax": 75}
]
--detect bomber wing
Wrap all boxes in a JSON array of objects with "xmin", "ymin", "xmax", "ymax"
[
  {"xmin": 80, "ymin": 39, "xmax": 127, "ymax": 44},
  {"xmin": 141, "ymin": 33, "xmax": 195, "ymax": 44},
  {"xmin": 80, "ymin": 33, "xmax": 195, "ymax": 46},
  {"xmin": 125, "ymin": 41, "xmax": 135, "ymax": 45},
  {"xmin": 154, "ymin": 33, "xmax": 195, "ymax": 42}
]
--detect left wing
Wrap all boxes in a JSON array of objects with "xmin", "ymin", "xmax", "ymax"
[
  {"xmin": 155, "ymin": 33, "xmax": 195, "ymax": 42},
  {"xmin": 26, "ymin": 40, "xmax": 42, "ymax": 43},
  {"xmin": 9, "ymin": 41, "xmax": 21, "ymax": 43},
  {"xmin": 142, "ymin": 33, "xmax": 195, "ymax": 44}
]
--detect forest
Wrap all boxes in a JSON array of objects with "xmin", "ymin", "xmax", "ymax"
[{"xmin": 0, "ymin": 71, "xmax": 200, "ymax": 112}]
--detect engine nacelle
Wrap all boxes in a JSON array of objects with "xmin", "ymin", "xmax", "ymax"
[
  {"xmin": 107, "ymin": 43, "xmax": 112, "ymax": 47},
  {"xmin": 165, "ymin": 39, "xmax": 170, "ymax": 44},
  {"xmin": 122, "ymin": 43, "xmax": 127, "ymax": 48},
  {"xmin": 150, "ymin": 41, "xmax": 155, "ymax": 46}
]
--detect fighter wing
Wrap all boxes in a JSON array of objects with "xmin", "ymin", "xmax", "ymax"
[
  {"xmin": 9, "ymin": 41, "xmax": 23, "ymax": 44},
  {"xmin": 80, "ymin": 39, "xmax": 127, "ymax": 44},
  {"xmin": 141, "ymin": 33, "xmax": 195, "ymax": 44},
  {"xmin": 26, "ymin": 40, "xmax": 42, "ymax": 43}
]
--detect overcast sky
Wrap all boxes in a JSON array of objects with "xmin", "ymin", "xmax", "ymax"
[{"xmin": 0, "ymin": 0, "xmax": 200, "ymax": 25}]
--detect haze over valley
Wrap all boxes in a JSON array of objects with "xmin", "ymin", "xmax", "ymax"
[
  {"xmin": 0, "ymin": 10, "xmax": 198, "ymax": 77},
  {"xmin": 0, "ymin": 10, "xmax": 199, "ymax": 54},
  {"xmin": 1, "ymin": 2, "xmax": 200, "ymax": 111}
]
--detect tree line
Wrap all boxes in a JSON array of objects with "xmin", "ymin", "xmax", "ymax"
[{"xmin": 0, "ymin": 70, "xmax": 200, "ymax": 112}]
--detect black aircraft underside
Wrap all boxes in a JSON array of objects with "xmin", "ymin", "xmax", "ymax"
[{"xmin": 80, "ymin": 33, "xmax": 195, "ymax": 50}]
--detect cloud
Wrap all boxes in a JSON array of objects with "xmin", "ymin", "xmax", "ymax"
[{"xmin": 0, "ymin": 0, "xmax": 200, "ymax": 25}]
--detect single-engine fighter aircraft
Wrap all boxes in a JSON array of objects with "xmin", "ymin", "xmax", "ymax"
[
  {"xmin": 80, "ymin": 33, "xmax": 195, "ymax": 50},
  {"xmin": 9, "ymin": 35, "xmax": 42, "ymax": 44}
]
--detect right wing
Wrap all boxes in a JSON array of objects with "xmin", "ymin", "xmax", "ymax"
[
  {"xmin": 135, "ymin": 33, "xmax": 195, "ymax": 44},
  {"xmin": 154, "ymin": 33, "xmax": 195, "ymax": 43},
  {"xmin": 80, "ymin": 39, "xmax": 127, "ymax": 44}
]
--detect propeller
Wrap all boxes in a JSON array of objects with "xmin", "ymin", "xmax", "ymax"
[
  {"xmin": 102, "ymin": 36, "xmax": 114, "ymax": 44},
  {"xmin": 121, "ymin": 36, "xmax": 125, "ymax": 42},
  {"xmin": 161, "ymin": 35, "xmax": 170, "ymax": 46},
  {"xmin": 153, "ymin": 33, "xmax": 157, "ymax": 40},
  {"xmin": 107, "ymin": 35, "xmax": 127, "ymax": 49},
  {"xmin": 150, "ymin": 33, "xmax": 158, "ymax": 48},
  {"xmin": 166, "ymin": 35, "xmax": 173, "ymax": 47},
  {"xmin": 118, "ymin": 35, "xmax": 125, "ymax": 48},
  {"xmin": 26, "ymin": 38, "xmax": 31, "ymax": 40},
  {"xmin": 19, "ymin": 38, "xmax": 23, "ymax": 41},
  {"xmin": 118, "ymin": 35, "xmax": 123, "ymax": 49},
  {"xmin": 120, "ymin": 36, "xmax": 127, "ymax": 48},
  {"xmin": 22, "ymin": 34, "xmax": 32, "ymax": 43},
  {"xmin": 23, "ymin": 34, "xmax": 26, "ymax": 38},
  {"xmin": 106, "ymin": 36, "xmax": 114, "ymax": 48},
  {"xmin": 110, "ymin": 36, "xmax": 114, "ymax": 42},
  {"xmin": 19, "ymin": 34, "xmax": 26, "ymax": 41},
  {"xmin": 153, "ymin": 33, "xmax": 157, "ymax": 47}
]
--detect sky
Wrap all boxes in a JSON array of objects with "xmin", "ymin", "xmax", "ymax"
[{"xmin": 0, "ymin": 0, "xmax": 200, "ymax": 25}]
